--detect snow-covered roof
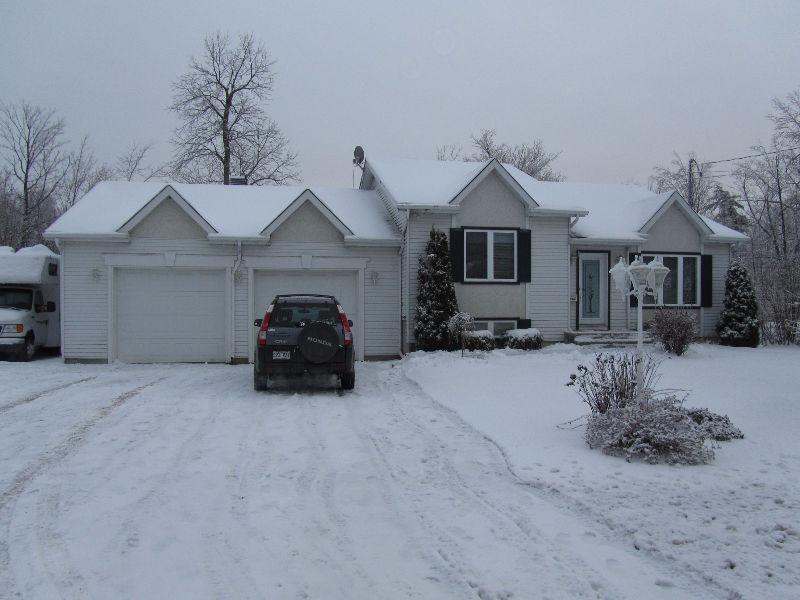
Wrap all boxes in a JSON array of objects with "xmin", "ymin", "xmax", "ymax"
[
  {"xmin": 366, "ymin": 158, "xmax": 746, "ymax": 243},
  {"xmin": 45, "ymin": 181, "xmax": 400, "ymax": 242},
  {"xmin": 0, "ymin": 245, "xmax": 59, "ymax": 285}
]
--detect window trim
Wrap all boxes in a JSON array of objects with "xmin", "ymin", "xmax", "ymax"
[
  {"xmin": 472, "ymin": 319, "xmax": 518, "ymax": 336},
  {"xmin": 463, "ymin": 228, "xmax": 518, "ymax": 283},
  {"xmin": 642, "ymin": 253, "xmax": 701, "ymax": 307}
]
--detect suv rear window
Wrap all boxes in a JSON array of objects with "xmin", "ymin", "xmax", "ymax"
[{"xmin": 271, "ymin": 302, "xmax": 339, "ymax": 328}]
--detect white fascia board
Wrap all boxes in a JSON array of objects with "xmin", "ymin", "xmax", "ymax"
[
  {"xmin": 43, "ymin": 232, "xmax": 130, "ymax": 242},
  {"xmin": 706, "ymin": 234, "xmax": 749, "ymax": 243},
  {"xmin": 343, "ymin": 236, "xmax": 402, "ymax": 247},
  {"xmin": 531, "ymin": 207, "xmax": 589, "ymax": 217},
  {"xmin": 570, "ymin": 236, "xmax": 646, "ymax": 246},
  {"xmin": 207, "ymin": 234, "xmax": 268, "ymax": 245},
  {"xmin": 396, "ymin": 203, "xmax": 459, "ymax": 212}
]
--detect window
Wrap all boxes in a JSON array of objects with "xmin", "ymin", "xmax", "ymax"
[
  {"xmin": 464, "ymin": 230, "xmax": 517, "ymax": 282},
  {"xmin": 48, "ymin": 263, "xmax": 58, "ymax": 277},
  {"xmin": 473, "ymin": 320, "xmax": 517, "ymax": 336},
  {"xmin": 642, "ymin": 254, "xmax": 701, "ymax": 306}
]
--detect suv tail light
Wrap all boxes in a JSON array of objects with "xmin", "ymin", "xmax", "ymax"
[
  {"xmin": 337, "ymin": 304, "xmax": 353, "ymax": 347},
  {"xmin": 257, "ymin": 304, "xmax": 274, "ymax": 347}
]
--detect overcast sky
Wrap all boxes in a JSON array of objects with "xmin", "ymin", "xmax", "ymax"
[{"xmin": 2, "ymin": 0, "xmax": 798, "ymax": 189}]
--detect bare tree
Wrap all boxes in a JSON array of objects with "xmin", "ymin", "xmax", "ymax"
[
  {"xmin": 437, "ymin": 129, "xmax": 563, "ymax": 181},
  {"xmin": 0, "ymin": 169, "xmax": 20, "ymax": 247},
  {"xmin": 649, "ymin": 152, "xmax": 718, "ymax": 215},
  {"xmin": 0, "ymin": 101, "xmax": 67, "ymax": 246},
  {"xmin": 114, "ymin": 142, "xmax": 168, "ymax": 181},
  {"xmin": 59, "ymin": 136, "xmax": 112, "ymax": 213},
  {"xmin": 169, "ymin": 31, "xmax": 299, "ymax": 185},
  {"xmin": 770, "ymin": 89, "xmax": 800, "ymax": 149}
]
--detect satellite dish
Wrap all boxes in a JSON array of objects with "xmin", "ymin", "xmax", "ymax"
[{"xmin": 353, "ymin": 145, "xmax": 365, "ymax": 168}]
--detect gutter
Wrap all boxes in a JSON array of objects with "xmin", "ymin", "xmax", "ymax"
[
  {"xmin": 42, "ymin": 233, "xmax": 129, "ymax": 242},
  {"xmin": 530, "ymin": 207, "xmax": 589, "ymax": 217}
]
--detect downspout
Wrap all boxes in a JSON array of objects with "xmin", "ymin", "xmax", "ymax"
[{"xmin": 401, "ymin": 208, "xmax": 410, "ymax": 355}]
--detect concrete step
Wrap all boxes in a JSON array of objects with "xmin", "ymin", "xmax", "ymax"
[{"xmin": 564, "ymin": 329, "xmax": 652, "ymax": 346}]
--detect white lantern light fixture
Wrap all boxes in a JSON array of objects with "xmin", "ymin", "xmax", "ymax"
[
  {"xmin": 609, "ymin": 257, "xmax": 631, "ymax": 297},
  {"xmin": 646, "ymin": 257, "xmax": 670, "ymax": 302},
  {"xmin": 628, "ymin": 256, "xmax": 650, "ymax": 290}
]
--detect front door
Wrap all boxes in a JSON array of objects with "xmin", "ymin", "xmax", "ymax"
[{"xmin": 578, "ymin": 253, "xmax": 608, "ymax": 328}]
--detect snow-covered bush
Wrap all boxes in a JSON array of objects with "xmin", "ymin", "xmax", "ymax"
[
  {"xmin": 502, "ymin": 328, "xmax": 543, "ymax": 350},
  {"xmin": 586, "ymin": 395, "xmax": 714, "ymax": 465},
  {"xmin": 649, "ymin": 308, "xmax": 696, "ymax": 355},
  {"xmin": 717, "ymin": 262, "xmax": 760, "ymax": 347},
  {"xmin": 448, "ymin": 311, "xmax": 474, "ymax": 341},
  {"xmin": 686, "ymin": 408, "xmax": 744, "ymax": 441},
  {"xmin": 463, "ymin": 330, "xmax": 495, "ymax": 351},
  {"xmin": 414, "ymin": 228, "xmax": 459, "ymax": 350},
  {"xmin": 567, "ymin": 353, "xmax": 659, "ymax": 414}
]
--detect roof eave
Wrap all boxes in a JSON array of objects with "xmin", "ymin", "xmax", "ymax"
[
  {"xmin": 43, "ymin": 232, "xmax": 130, "ymax": 242},
  {"xmin": 396, "ymin": 203, "xmax": 459, "ymax": 213},
  {"xmin": 531, "ymin": 207, "xmax": 589, "ymax": 217},
  {"xmin": 570, "ymin": 235, "xmax": 646, "ymax": 246}
]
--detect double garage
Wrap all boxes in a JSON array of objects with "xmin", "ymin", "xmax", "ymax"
[
  {"xmin": 113, "ymin": 267, "xmax": 361, "ymax": 363},
  {"xmin": 47, "ymin": 183, "xmax": 401, "ymax": 364}
]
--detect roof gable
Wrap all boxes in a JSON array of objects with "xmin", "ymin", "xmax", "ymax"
[
  {"xmin": 117, "ymin": 185, "xmax": 217, "ymax": 236},
  {"xmin": 449, "ymin": 159, "xmax": 539, "ymax": 209},
  {"xmin": 638, "ymin": 191, "xmax": 714, "ymax": 236},
  {"xmin": 260, "ymin": 190, "xmax": 353, "ymax": 240}
]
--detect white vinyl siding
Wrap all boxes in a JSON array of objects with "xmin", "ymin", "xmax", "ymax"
[{"xmin": 528, "ymin": 216, "xmax": 571, "ymax": 341}]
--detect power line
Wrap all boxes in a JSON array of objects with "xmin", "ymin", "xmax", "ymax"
[{"xmin": 703, "ymin": 146, "xmax": 800, "ymax": 166}]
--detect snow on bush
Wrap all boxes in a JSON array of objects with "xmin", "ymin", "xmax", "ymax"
[
  {"xmin": 717, "ymin": 261, "xmax": 760, "ymax": 348},
  {"xmin": 463, "ymin": 330, "xmax": 495, "ymax": 351},
  {"xmin": 502, "ymin": 328, "xmax": 543, "ymax": 350},
  {"xmin": 686, "ymin": 407, "xmax": 745, "ymax": 441},
  {"xmin": 448, "ymin": 311, "xmax": 474, "ymax": 340},
  {"xmin": 586, "ymin": 395, "xmax": 714, "ymax": 465},
  {"xmin": 649, "ymin": 308, "xmax": 696, "ymax": 355},
  {"xmin": 414, "ymin": 228, "xmax": 459, "ymax": 350},
  {"xmin": 566, "ymin": 353, "xmax": 660, "ymax": 414}
]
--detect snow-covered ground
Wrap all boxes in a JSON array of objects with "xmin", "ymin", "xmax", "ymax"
[
  {"xmin": 0, "ymin": 344, "xmax": 797, "ymax": 599},
  {"xmin": 405, "ymin": 343, "xmax": 800, "ymax": 600}
]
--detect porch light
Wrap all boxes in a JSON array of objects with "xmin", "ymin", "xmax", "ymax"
[
  {"xmin": 628, "ymin": 256, "xmax": 651, "ymax": 289},
  {"xmin": 646, "ymin": 257, "xmax": 670, "ymax": 301},
  {"xmin": 609, "ymin": 258, "xmax": 631, "ymax": 297}
]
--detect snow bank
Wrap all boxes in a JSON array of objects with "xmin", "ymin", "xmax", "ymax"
[
  {"xmin": 504, "ymin": 327, "xmax": 541, "ymax": 339},
  {"xmin": 403, "ymin": 344, "xmax": 800, "ymax": 599}
]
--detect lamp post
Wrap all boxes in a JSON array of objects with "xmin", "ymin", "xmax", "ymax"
[{"xmin": 609, "ymin": 256, "xmax": 670, "ymax": 399}]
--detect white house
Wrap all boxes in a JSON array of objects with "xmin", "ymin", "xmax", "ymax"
[{"xmin": 44, "ymin": 158, "xmax": 747, "ymax": 363}]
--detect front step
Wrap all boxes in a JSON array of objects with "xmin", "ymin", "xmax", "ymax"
[{"xmin": 564, "ymin": 329, "xmax": 652, "ymax": 346}]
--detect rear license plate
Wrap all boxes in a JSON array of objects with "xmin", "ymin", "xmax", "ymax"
[{"xmin": 272, "ymin": 350, "xmax": 291, "ymax": 360}]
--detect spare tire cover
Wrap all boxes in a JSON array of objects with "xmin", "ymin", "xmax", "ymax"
[{"xmin": 298, "ymin": 321, "xmax": 340, "ymax": 364}]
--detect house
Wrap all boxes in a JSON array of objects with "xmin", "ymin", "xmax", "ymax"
[{"xmin": 44, "ymin": 158, "xmax": 747, "ymax": 363}]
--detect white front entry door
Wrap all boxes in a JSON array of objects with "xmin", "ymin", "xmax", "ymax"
[
  {"xmin": 252, "ymin": 270, "xmax": 362, "ymax": 360},
  {"xmin": 578, "ymin": 253, "xmax": 608, "ymax": 328}
]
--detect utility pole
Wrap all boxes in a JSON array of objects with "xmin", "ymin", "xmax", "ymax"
[{"xmin": 688, "ymin": 158, "xmax": 700, "ymax": 211}]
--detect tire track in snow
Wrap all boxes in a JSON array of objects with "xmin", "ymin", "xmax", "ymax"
[
  {"xmin": 0, "ymin": 377, "xmax": 163, "ymax": 598},
  {"xmin": 0, "ymin": 376, "xmax": 97, "ymax": 415},
  {"xmin": 391, "ymin": 364, "xmax": 727, "ymax": 600}
]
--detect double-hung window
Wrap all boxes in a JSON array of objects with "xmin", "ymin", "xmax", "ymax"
[
  {"xmin": 642, "ymin": 254, "xmax": 700, "ymax": 306},
  {"xmin": 473, "ymin": 319, "xmax": 517, "ymax": 336},
  {"xmin": 464, "ymin": 229, "xmax": 517, "ymax": 282}
]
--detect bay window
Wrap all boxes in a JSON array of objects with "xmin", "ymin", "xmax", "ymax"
[
  {"xmin": 464, "ymin": 229, "xmax": 517, "ymax": 282},
  {"xmin": 642, "ymin": 254, "xmax": 700, "ymax": 306}
]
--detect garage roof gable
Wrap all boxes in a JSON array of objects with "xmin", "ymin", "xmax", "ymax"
[
  {"xmin": 117, "ymin": 185, "xmax": 218, "ymax": 236},
  {"xmin": 260, "ymin": 190, "xmax": 354, "ymax": 240}
]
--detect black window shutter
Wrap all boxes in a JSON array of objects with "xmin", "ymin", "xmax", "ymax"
[
  {"xmin": 517, "ymin": 229, "xmax": 532, "ymax": 283},
  {"xmin": 449, "ymin": 228, "xmax": 464, "ymax": 283},
  {"xmin": 628, "ymin": 252, "xmax": 637, "ymax": 307},
  {"xmin": 518, "ymin": 318, "xmax": 532, "ymax": 329},
  {"xmin": 701, "ymin": 254, "xmax": 713, "ymax": 307}
]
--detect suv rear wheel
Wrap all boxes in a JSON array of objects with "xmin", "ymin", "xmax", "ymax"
[
  {"xmin": 254, "ymin": 370, "xmax": 268, "ymax": 391},
  {"xmin": 340, "ymin": 370, "xmax": 355, "ymax": 390}
]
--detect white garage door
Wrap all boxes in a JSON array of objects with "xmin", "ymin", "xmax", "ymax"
[
  {"xmin": 115, "ymin": 268, "xmax": 228, "ymax": 363},
  {"xmin": 253, "ymin": 270, "xmax": 361, "ymax": 360}
]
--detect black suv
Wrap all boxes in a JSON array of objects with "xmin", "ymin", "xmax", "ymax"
[{"xmin": 253, "ymin": 294, "xmax": 355, "ymax": 391}]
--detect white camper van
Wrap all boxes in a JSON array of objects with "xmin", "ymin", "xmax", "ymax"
[{"xmin": 0, "ymin": 245, "xmax": 61, "ymax": 361}]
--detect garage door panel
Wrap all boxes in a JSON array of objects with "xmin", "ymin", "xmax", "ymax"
[
  {"xmin": 116, "ymin": 268, "xmax": 227, "ymax": 363},
  {"xmin": 253, "ymin": 270, "xmax": 361, "ymax": 360}
]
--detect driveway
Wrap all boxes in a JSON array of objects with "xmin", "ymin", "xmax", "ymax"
[{"xmin": 0, "ymin": 358, "xmax": 693, "ymax": 599}]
